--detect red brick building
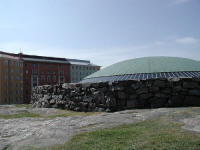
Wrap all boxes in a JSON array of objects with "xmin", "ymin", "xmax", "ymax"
[
  {"xmin": 0, "ymin": 51, "xmax": 100, "ymax": 104},
  {"xmin": 22, "ymin": 54, "xmax": 70, "ymax": 103}
]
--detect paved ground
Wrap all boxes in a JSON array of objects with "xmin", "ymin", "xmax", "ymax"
[{"xmin": 0, "ymin": 105, "xmax": 200, "ymax": 150}]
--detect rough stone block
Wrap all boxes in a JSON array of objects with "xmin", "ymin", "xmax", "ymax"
[
  {"xmin": 167, "ymin": 95, "xmax": 184, "ymax": 107},
  {"xmin": 173, "ymin": 86, "xmax": 182, "ymax": 92},
  {"xmin": 149, "ymin": 86, "xmax": 159, "ymax": 92},
  {"xmin": 189, "ymin": 89, "xmax": 200, "ymax": 96},
  {"xmin": 126, "ymin": 100, "xmax": 137, "ymax": 108},
  {"xmin": 129, "ymin": 94, "xmax": 137, "ymax": 99},
  {"xmin": 155, "ymin": 93, "xmax": 169, "ymax": 98},
  {"xmin": 117, "ymin": 91, "xmax": 126, "ymax": 99},
  {"xmin": 183, "ymin": 81, "xmax": 199, "ymax": 89},
  {"xmin": 131, "ymin": 83, "xmax": 140, "ymax": 90},
  {"xmin": 140, "ymin": 93, "xmax": 152, "ymax": 100},
  {"xmin": 153, "ymin": 80, "xmax": 166, "ymax": 88},
  {"xmin": 136, "ymin": 88, "xmax": 148, "ymax": 95},
  {"xmin": 149, "ymin": 97, "xmax": 167, "ymax": 108},
  {"xmin": 184, "ymin": 96, "xmax": 200, "ymax": 106}
]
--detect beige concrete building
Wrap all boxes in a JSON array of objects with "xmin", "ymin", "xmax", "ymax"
[
  {"xmin": 0, "ymin": 52, "xmax": 23, "ymax": 104},
  {"xmin": 68, "ymin": 59, "xmax": 100, "ymax": 83}
]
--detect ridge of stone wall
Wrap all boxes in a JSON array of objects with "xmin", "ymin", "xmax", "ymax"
[{"xmin": 31, "ymin": 78, "xmax": 200, "ymax": 112}]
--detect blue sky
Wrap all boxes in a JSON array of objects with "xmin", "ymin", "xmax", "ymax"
[{"xmin": 0, "ymin": 0, "xmax": 200, "ymax": 67}]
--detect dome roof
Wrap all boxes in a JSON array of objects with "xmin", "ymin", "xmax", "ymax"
[{"xmin": 82, "ymin": 56, "xmax": 200, "ymax": 83}]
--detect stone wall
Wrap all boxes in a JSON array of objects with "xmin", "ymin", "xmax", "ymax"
[{"xmin": 31, "ymin": 78, "xmax": 200, "ymax": 112}]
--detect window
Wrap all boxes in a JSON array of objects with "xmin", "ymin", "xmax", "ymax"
[
  {"xmin": 32, "ymin": 69, "xmax": 38, "ymax": 74},
  {"xmin": 40, "ymin": 64, "xmax": 45, "ymax": 68},
  {"xmin": 60, "ymin": 71, "xmax": 64, "ymax": 75},
  {"xmin": 60, "ymin": 76, "xmax": 64, "ymax": 83},
  {"xmin": 16, "ymin": 76, "xmax": 19, "ymax": 80},
  {"xmin": 5, "ymin": 91, "xmax": 8, "ymax": 96},
  {"xmin": 53, "ymin": 75, "xmax": 57, "ymax": 82},
  {"xmin": 4, "ymin": 60, "xmax": 8, "ymax": 64},
  {"xmin": 32, "ymin": 64, "xmax": 37, "ymax": 68},
  {"xmin": 41, "ymin": 75, "xmax": 45, "ymax": 82},
  {"xmin": 25, "ymin": 75, "xmax": 28, "ymax": 80},
  {"xmin": 33, "ymin": 76, "xmax": 37, "ymax": 82},
  {"xmin": 47, "ymin": 75, "xmax": 51, "ymax": 82}
]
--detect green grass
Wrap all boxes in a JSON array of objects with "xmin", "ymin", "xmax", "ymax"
[
  {"xmin": 14, "ymin": 104, "xmax": 31, "ymax": 109},
  {"xmin": 0, "ymin": 109, "xmax": 100, "ymax": 119},
  {"xmin": 25, "ymin": 119, "xmax": 200, "ymax": 150},
  {"xmin": 0, "ymin": 112, "xmax": 41, "ymax": 119}
]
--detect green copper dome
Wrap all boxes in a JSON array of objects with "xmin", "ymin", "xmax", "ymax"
[{"xmin": 85, "ymin": 56, "xmax": 200, "ymax": 79}]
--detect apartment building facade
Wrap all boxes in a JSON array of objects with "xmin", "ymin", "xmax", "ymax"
[
  {"xmin": 68, "ymin": 59, "xmax": 100, "ymax": 83},
  {"xmin": 22, "ymin": 54, "xmax": 70, "ymax": 103},
  {"xmin": 0, "ymin": 52, "xmax": 23, "ymax": 104},
  {"xmin": 0, "ymin": 51, "xmax": 100, "ymax": 104}
]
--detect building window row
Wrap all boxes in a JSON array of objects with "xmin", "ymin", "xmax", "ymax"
[
  {"xmin": 4, "ymin": 60, "xmax": 22, "ymax": 67},
  {"xmin": 28, "ymin": 64, "xmax": 65, "ymax": 69},
  {"xmin": 72, "ymin": 65, "xmax": 97, "ymax": 71}
]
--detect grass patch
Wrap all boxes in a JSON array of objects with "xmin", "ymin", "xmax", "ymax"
[
  {"xmin": 25, "ymin": 119, "xmax": 200, "ymax": 150},
  {"xmin": 14, "ymin": 104, "xmax": 31, "ymax": 109},
  {"xmin": 0, "ymin": 108, "xmax": 101, "ymax": 119},
  {"xmin": 0, "ymin": 112, "xmax": 41, "ymax": 119}
]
